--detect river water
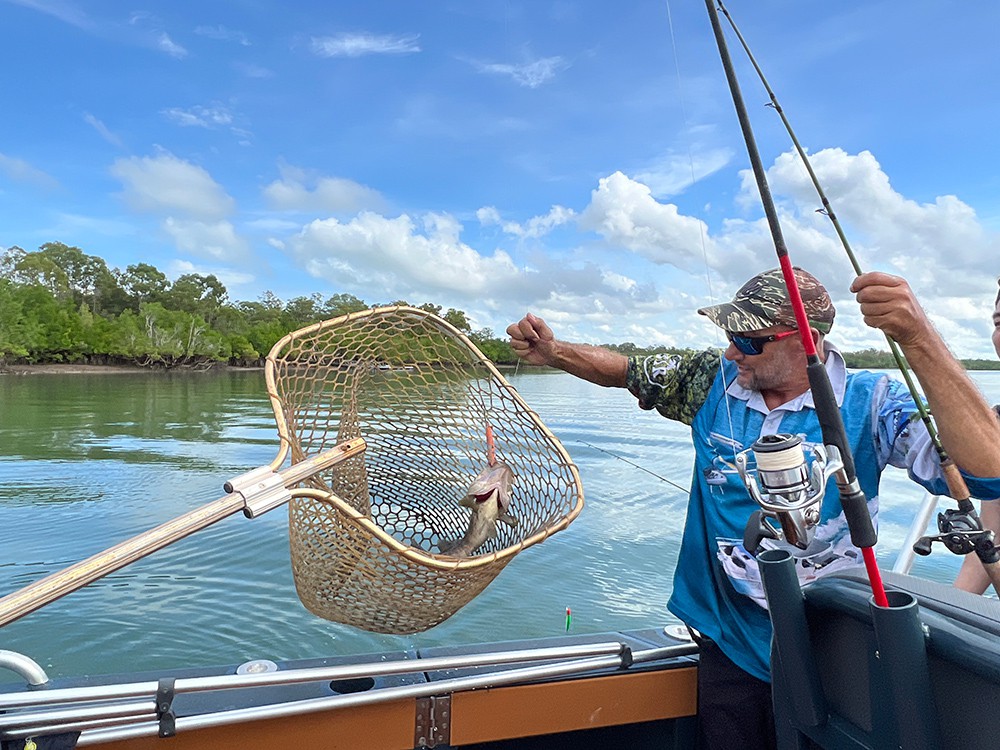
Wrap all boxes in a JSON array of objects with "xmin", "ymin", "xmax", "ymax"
[{"xmin": 1, "ymin": 368, "xmax": 999, "ymax": 679}]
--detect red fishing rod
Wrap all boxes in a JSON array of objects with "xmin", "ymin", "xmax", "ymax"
[
  {"xmin": 703, "ymin": 0, "xmax": 888, "ymax": 606},
  {"xmin": 716, "ymin": 0, "xmax": 1000, "ymax": 594}
]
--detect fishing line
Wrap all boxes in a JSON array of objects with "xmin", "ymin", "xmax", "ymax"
[
  {"xmin": 714, "ymin": 0, "xmax": 944, "ymax": 463},
  {"xmin": 663, "ymin": 0, "xmax": 741, "ymax": 468},
  {"xmin": 704, "ymin": 0, "xmax": 888, "ymax": 605},
  {"xmin": 717, "ymin": 0, "xmax": 999, "ymax": 591},
  {"xmin": 576, "ymin": 440, "xmax": 690, "ymax": 495}
]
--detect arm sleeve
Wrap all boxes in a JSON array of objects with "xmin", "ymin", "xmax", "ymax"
[
  {"xmin": 625, "ymin": 349, "xmax": 721, "ymax": 426},
  {"xmin": 875, "ymin": 377, "xmax": 1000, "ymax": 498}
]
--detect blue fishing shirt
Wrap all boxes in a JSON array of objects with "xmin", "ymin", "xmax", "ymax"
[{"xmin": 626, "ymin": 345, "xmax": 1000, "ymax": 682}]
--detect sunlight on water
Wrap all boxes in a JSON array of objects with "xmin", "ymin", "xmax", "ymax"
[{"xmin": 1, "ymin": 368, "xmax": 998, "ymax": 678}]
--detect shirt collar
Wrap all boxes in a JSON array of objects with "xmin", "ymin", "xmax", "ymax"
[{"xmin": 725, "ymin": 342, "xmax": 847, "ymax": 414}]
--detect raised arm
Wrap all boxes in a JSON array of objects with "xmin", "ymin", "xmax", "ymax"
[
  {"xmin": 506, "ymin": 313, "xmax": 628, "ymax": 388},
  {"xmin": 851, "ymin": 271, "xmax": 1000, "ymax": 477}
]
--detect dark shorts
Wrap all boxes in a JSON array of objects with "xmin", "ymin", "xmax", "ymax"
[{"xmin": 695, "ymin": 636, "xmax": 776, "ymax": 750}]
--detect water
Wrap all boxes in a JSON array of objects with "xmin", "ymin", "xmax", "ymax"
[{"xmin": 1, "ymin": 368, "xmax": 998, "ymax": 679}]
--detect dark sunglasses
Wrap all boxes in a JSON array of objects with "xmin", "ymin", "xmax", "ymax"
[{"xmin": 725, "ymin": 330, "xmax": 797, "ymax": 356}]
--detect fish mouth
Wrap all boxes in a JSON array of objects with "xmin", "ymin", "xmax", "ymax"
[{"xmin": 472, "ymin": 489, "xmax": 498, "ymax": 503}]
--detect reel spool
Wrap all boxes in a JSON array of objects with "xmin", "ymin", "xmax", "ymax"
[{"xmin": 735, "ymin": 433, "xmax": 842, "ymax": 555}]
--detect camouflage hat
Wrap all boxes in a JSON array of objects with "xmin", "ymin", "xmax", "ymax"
[{"xmin": 697, "ymin": 267, "xmax": 835, "ymax": 334}]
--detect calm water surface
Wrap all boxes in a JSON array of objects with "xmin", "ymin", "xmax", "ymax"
[{"xmin": 2, "ymin": 368, "xmax": 999, "ymax": 678}]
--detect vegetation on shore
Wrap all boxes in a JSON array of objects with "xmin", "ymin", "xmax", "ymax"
[{"xmin": 2, "ymin": 243, "xmax": 996, "ymax": 372}]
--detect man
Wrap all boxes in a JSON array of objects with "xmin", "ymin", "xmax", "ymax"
[
  {"xmin": 507, "ymin": 268, "xmax": 1000, "ymax": 750},
  {"xmin": 954, "ymin": 276, "xmax": 1000, "ymax": 594}
]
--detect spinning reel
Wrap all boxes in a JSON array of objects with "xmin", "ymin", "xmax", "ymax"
[
  {"xmin": 735, "ymin": 433, "xmax": 843, "ymax": 555},
  {"xmin": 913, "ymin": 500, "xmax": 999, "ymax": 565}
]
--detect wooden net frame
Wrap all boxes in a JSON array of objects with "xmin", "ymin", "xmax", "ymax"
[{"xmin": 264, "ymin": 306, "xmax": 584, "ymax": 634}]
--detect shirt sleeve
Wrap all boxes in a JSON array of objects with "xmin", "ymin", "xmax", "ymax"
[
  {"xmin": 875, "ymin": 377, "xmax": 1000, "ymax": 498},
  {"xmin": 625, "ymin": 349, "xmax": 720, "ymax": 426}
]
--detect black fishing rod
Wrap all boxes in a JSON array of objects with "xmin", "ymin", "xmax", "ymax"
[
  {"xmin": 703, "ymin": 0, "xmax": 888, "ymax": 605},
  {"xmin": 716, "ymin": 0, "xmax": 1000, "ymax": 589}
]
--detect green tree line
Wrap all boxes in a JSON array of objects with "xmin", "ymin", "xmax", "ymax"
[
  {"xmin": 0, "ymin": 243, "xmax": 517, "ymax": 369},
  {"xmin": 2, "ymin": 243, "xmax": 995, "ymax": 371}
]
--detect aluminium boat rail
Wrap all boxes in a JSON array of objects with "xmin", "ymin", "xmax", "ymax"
[{"xmin": 0, "ymin": 640, "xmax": 698, "ymax": 745}]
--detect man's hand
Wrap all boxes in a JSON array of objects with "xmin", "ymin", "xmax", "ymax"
[
  {"xmin": 506, "ymin": 313, "xmax": 557, "ymax": 366},
  {"xmin": 851, "ymin": 271, "xmax": 932, "ymax": 347}
]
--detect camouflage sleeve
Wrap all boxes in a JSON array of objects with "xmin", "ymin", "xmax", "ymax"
[{"xmin": 625, "ymin": 349, "xmax": 721, "ymax": 425}]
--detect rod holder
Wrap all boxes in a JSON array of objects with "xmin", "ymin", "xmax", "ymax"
[
  {"xmin": 758, "ymin": 549, "xmax": 827, "ymax": 728},
  {"xmin": 869, "ymin": 591, "xmax": 942, "ymax": 750}
]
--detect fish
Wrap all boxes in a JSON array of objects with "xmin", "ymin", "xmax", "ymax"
[{"xmin": 439, "ymin": 461, "xmax": 518, "ymax": 557}]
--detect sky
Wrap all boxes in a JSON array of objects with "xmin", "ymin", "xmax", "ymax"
[{"xmin": 2, "ymin": 0, "xmax": 1000, "ymax": 357}]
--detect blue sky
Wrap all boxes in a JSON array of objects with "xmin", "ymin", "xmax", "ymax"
[{"xmin": 3, "ymin": 0, "xmax": 999, "ymax": 356}]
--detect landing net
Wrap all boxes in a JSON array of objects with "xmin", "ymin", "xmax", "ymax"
[{"xmin": 265, "ymin": 306, "xmax": 584, "ymax": 634}]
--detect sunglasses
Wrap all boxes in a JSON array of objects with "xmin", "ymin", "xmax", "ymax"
[{"xmin": 725, "ymin": 330, "xmax": 797, "ymax": 356}]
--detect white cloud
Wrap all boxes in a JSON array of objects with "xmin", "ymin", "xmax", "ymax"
[
  {"xmin": 0, "ymin": 152, "xmax": 59, "ymax": 189},
  {"xmin": 194, "ymin": 24, "xmax": 250, "ymax": 46},
  {"xmin": 634, "ymin": 147, "xmax": 734, "ymax": 198},
  {"xmin": 82, "ymin": 112, "xmax": 125, "ymax": 149},
  {"xmin": 167, "ymin": 259, "xmax": 254, "ymax": 289},
  {"xmin": 157, "ymin": 32, "xmax": 187, "ymax": 58},
  {"xmin": 472, "ymin": 56, "xmax": 568, "ymax": 88},
  {"xmin": 741, "ymin": 148, "xmax": 1000, "ymax": 300},
  {"xmin": 163, "ymin": 218, "xmax": 249, "ymax": 263},
  {"xmin": 578, "ymin": 171, "xmax": 714, "ymax": 269},
  {"xmin": 309, "ymin": 32, "xmax": 420, "ymax": 58},
  {"xmin": 290, "ymin": 211, "xmax": 519, "ymax": 298},
  {"xmin": 162, "ymin": 104, "xmax": 234, "ymax": 128},
  {"xmin": 478, "ymin": 204, "xmax": 575, "ymax": 238},
  {"xmin": 262, "ymin": 164, "xmax": 386, "ymax": 214},
  {"xmin": 5, "ymin": 0, "xmax": 93, "ymax": 31},
  {"xmin": 110, "ymin": 152, "xmax": 235, "ymax": 220}
]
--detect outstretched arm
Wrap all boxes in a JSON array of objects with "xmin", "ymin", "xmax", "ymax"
[
  {"xmin": 506, "ymin": 313, "xmax": 628, "ymax": 388},
  {"xmin": 851, "ymin": 271, "xmax": 1000, "ymax": 478}
]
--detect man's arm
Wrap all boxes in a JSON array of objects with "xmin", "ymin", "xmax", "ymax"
[
  {"xmin": 852, "ymin": 272, "xmax": 1000, "ymax": 478},
  {"xmin": 506, "ymin": 313, "xmax": 627, "ymax": 388}
]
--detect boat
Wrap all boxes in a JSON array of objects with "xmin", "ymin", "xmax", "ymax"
[
  {"xmin": 3, "ymin": 535, "xmax": 999, "ymax": 749},
  {"xmin": 5, "ymin": 7, "xmax": 1000, "ymax": 750}
]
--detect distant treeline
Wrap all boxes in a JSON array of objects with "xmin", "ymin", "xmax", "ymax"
[
  {"xmin": 0, "ymin": 242, "xmax": 518, "ymax": 369},
  {"xmin": 1, "ymin": 243, "xmax": 996, "ymax": 371}
]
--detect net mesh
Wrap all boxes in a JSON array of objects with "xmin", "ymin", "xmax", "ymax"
[{"xmin": 265, "ymin": 306, "xmax": 584, "ymax": 634}]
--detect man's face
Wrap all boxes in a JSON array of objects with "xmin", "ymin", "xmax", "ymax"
[
  {"xmin": 723, "ymin": 326, "xmax": 803, "ymax": 392},
  {"xmin": 992, "ymin": 292, "xmax": 1000, "ymax": 359}
]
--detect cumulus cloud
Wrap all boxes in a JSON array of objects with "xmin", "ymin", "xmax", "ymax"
[
  {"xmin": 111, "ymin": 152, "xmax": 235, "ymax": 220},
  {"xmin": 578, "ymin": 171, "xmax": 714, "ymax": 269},
  {"xmin": 283, "ymin": 209, "xmax": 659, "ymax": 333},
  {"xmin": 289, "ymin": 212, "xmax": 519, "ymax": 299},
  {"xmin": 262, "ymin": 164, "xmax": 386, "ymax": 214},
  {"xmin": 477, "ymin": 205, "xmax": 575, "ymax": 238},
  {"xmin": 310, "ymin": 32, "xmax": 420, "ymax": 58}
]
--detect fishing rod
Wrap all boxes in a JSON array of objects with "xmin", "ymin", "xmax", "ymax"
[
  {"xmin": 703, "ymin": 0, "xmax": 888, "ymax": 606},
  {"xmin": 716, "ymin": 0, "xmax": 1000, "ymax": 591}
]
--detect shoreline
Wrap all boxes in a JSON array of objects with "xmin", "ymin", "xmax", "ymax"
[{"xmin": 0, "ymin": 363, "xmax": 263, "ymax": 376}]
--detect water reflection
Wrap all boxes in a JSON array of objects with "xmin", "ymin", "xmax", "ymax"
[{"xmin": 0, "ymin": 368, "xmax": 998, "ymax": 678}]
